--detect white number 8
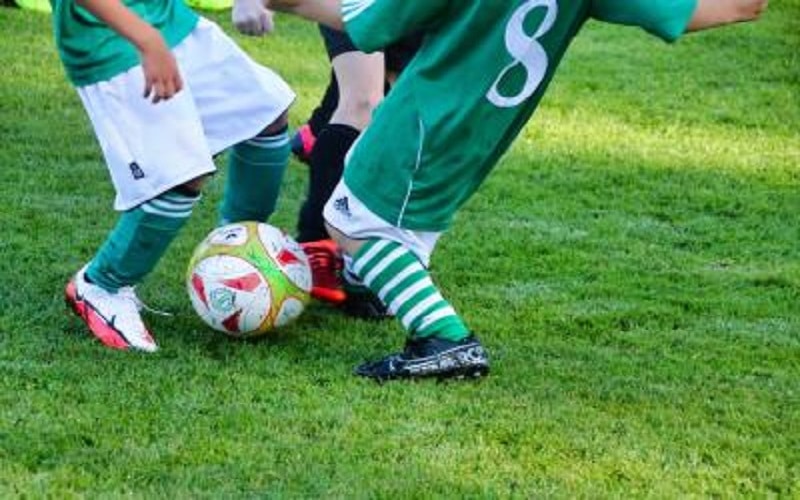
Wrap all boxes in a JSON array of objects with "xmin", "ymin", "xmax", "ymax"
[{"xmin": 487, "ymin": 0, "xmax": 558, "ymax": 108}]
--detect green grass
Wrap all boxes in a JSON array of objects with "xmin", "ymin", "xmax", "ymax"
[{"xmin": 1, "ymin": 4, "xmax": 798, "ymax": 497}]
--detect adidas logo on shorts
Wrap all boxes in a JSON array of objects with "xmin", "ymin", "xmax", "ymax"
[{"xmin": 333, "ymin": 196, "xmax": 351, "ymax": 218}]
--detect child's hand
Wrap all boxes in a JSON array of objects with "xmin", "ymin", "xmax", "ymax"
[
  {"xmin": 233, "ymin": 0, "xmax": 275, "ymax": 36},
  {"xmin": 139, "ymin": 31, "xmax": 183, "ymax": 103},
  {"xmin": 72, "ymin": 1, "xmax": 184, "ymax": 103}
]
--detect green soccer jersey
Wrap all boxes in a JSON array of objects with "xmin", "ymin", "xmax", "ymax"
[
  {"xmin": 341, "ymin": 0, "xmax": 697, "ymax": 231},
  {"xmin": 50, "ymin": 0, "xmax": 199, "ymax": 86}
]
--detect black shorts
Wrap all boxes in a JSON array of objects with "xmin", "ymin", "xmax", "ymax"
[{"xmin": 318, "ymin": 25, "xmax": 422, "ymax": 74}]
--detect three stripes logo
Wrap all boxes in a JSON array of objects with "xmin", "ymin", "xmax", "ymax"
[{"xmin": 333, "ymin": 196, "xmax": 352, "ymax": 218}]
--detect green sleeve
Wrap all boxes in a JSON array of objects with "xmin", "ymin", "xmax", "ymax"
[
  {"xmin": 341, "ymin": 0, "xmax": 448, "ymax": 52},
  {"xmin": 591, "ymin": 0, "xmax": 698, "ymax": 42}
]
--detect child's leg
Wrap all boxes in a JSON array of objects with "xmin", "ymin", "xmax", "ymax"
[
  {"xmin": 323, "ymin": 184, "xmax": 489, "ymax": 381},
  {"xmin": 294, "ymin": 50, "xmax": 384, "ymax": 305},
  {"xmin": 68, "ymin": 182, "xmax": 203, "ymax": 352},
  {"xmin": 329, "ymin": 226, "xmax": 488, "ymax": 381},
  {"xmin": 296, "ymin": 123, "xmax": 359, "ymax": 242},
  {"xmin": 88, "ymin": 186, "xmax": 201, "ymax": 291},
  {"xmin": 294, "ymin": 34, "xmax": 383, "ymax": 241},
  {"xmin": 306, "ymin": 71, "xmax": 339, "ymax": 136},
  {"xmin": 220, "ymin": 113, "xmax": 291, "ymax": 224},
  {"xmin": 348, "ymin": 238, "xmax": 469, "ymax": 342}
]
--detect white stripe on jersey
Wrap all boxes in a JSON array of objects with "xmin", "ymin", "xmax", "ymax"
[{"xmin": 342, "ymin": 0, "xmax": 375, "ymax": 23}]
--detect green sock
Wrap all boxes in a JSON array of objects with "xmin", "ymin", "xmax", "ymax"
[
  {"xmin": 351, "ymin": 239, "xmax": 469, "ymax": 341},
  {"xmin": 220, "ymin": 131, "xmax": 290, "ymax": 224},
  {"xmin": 86, "ymin": 190, "xmax": 199, "ymax": 292}
]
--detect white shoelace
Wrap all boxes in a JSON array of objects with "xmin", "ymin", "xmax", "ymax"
[{"xmin": 118, "ymin": 286, "xmax": 173, "ymax": 317}]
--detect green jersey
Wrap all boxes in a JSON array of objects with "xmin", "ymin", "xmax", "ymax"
[
  {"xmin": 50, "ymin": 0, "xmax": 198, "ymax": 86},
  {"xmin": 341, "ymin": 0, "xmax": 697, "ymax": 231}
]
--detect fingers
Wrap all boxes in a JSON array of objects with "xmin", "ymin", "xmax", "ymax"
[
  {"xmin": 233, "ymin": 8, "xmax": 274, "ymax": 35},
  {"xmin": 236, "ymin": 20, "xmax": 258, "ymax": 36},
  {"xmin": 234, "ymin": 19, "xmax": 254, "ymax": 35},
  {"xmin": 144, "ymin": 74, "xmax": 183, "ymax": 104},
  {"xmin": 238, "ymin": 18, "xmax": 270, "ymax": 36}
]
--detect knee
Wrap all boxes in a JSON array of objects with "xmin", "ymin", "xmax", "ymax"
[
  {"xmin": 335, "ymin": 93, "xmax": 382, "ymax": 130},
  {"xmin": 352, "ymin": 93, "xmax": 383, "ymax": 116},
  {"xmin": 325, "ymin": 222, "xmax": 365, "ymax": 256},
  {"xmin": 257, "ymin": 110, "xmax": 289, "ymax": 136},
  {"xmin": 176, "ymin": 174, "xmax": 210, "ymax": 196}
]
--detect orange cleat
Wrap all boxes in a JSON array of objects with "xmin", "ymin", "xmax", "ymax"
[{"xmin": 300, "ymin": 239, "xmax": 347, "ymax": 304}]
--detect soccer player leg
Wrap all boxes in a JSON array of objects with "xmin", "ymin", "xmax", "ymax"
[
  {"xmin": 296, "ymin": 46, "xmax": 384, "ymax": 304},
  {"xmin": 88, "ymin": 182, "xmax": 204, "ymax": 292},
  {"xmin": 68, "ymin": 61, "xmax": 217, "ymax": 352},
  {"xmin": 169, "ymin": 18, "xmax": 295, "ymax": 226},
  {"xmin": 295, "ymin": 114, "xmax": 359, "ymax": 304},
  {"xmin": 220, "ymin": 111, "xmax": 291, "ymax": 225},
  {"xmin": 296, "ymin": 109, "xmax": 359, "ymax": 305},
  {"xmin": 296, "ymin": 34, "xmax": 383, "ymax": 242},
  {"xmin": 296, "ymin": 119, "xmax": 361, "ymax": 244},
  {"xmin": 290, "ymin": 69, "xmax": 339, "ymax": 164},
  {"xmin": 323, "ymin": 183, "xmax": 489, "ymax": 381},
  {"xmin": 68, "ymin": 182, "xmax": 204, "ymax": 353}
]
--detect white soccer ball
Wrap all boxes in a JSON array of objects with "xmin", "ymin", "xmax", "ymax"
[{"xmin": 186, "ymin": 222, "xmax": 312, "ymax": 337}]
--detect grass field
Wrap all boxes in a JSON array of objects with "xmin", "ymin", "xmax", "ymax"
[{"xmin": 1, "ymin": 4, "xmax": 798, "ymax": 497}]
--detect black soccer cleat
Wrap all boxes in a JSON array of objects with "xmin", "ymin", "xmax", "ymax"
[
  {"xmin": 355, "ymin": 334, "xmax": 489, "ymax": 382},
  {"xmin": 339, "ymin": 283, "xmax": 393, "ymax": 320}
]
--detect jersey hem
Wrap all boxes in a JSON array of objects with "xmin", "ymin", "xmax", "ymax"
[{"xmin": 346, "ymin": 178, "xmax": 453, "ymax": 233}]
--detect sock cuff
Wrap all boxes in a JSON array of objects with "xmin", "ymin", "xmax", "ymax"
[
  {"xmin": 243, "ymin": 131, "xmax": 290, "ymax": 149},
  {"xmin": 139, "ymin": 189, "xmax": 199, "ymax": 220}
]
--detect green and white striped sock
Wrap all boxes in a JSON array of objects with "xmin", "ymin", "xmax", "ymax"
[
  {"xmin": 351, "ymin": 239, "xmax": 469, "ymax": 341},
  {"xmin": 87, "ymin": 189, "xmax": 199, "ymax": 291},
  {"xmin": 220, "ymin": 131, "xmax": 290, "ymax": 224}
]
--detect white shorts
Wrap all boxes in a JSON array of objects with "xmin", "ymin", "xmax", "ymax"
[
  {"xmin": 77, "ymin": 18, "xmax": 295, "ymax": 211},
  {"xmin": 323, "ymin": 181, "xmax": 441, "ymax": 266}
]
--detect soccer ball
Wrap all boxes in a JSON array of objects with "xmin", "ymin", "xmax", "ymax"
[{"xmin": 186, "ymin": 222, "xmax": 312, "ymax": 337}]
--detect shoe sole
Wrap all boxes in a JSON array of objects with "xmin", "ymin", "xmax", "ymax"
[
  {"xmin": 65, "ymin": 280, "xmax": 156, "ymax": 352},
  {"xmin": 438, "ymin": 364, "xmax": 490, "ymax": 381},
  {"xmin": 356, "ymin": 338, "xmax": 490, "ymax": 382},
  {"xmin": 358, "ymin": 361, "xmax": 490, "ymax": 383}
]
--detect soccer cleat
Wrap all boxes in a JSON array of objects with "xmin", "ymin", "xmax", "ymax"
[
  {"xmin": 300, "ymin": 239, "xmax": 347, "ymax": 304},
  {"xmin": 64, "ymin": 267, "xmax": 157, "ymax": 352},
  {"xmin": 290, "ymin": 124, "xmax": 316, "ymax": 165},
  {"xmin": 340, "ymin": 282, "xmax": 392, "ymax": 320},
  {"xmin": 354, "ymin": 334, "xmax": 489, "ymax": 381}
]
